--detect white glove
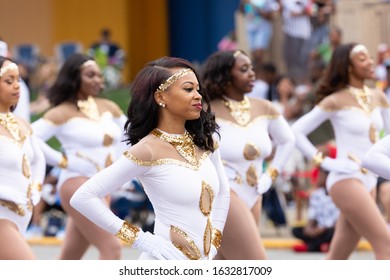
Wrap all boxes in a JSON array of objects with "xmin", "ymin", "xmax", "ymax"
[
  {"xmin": 31, "ymin": 188, "xmax": 41, "ymax": 206},
  {"xmin": 133, "ymin": 231, "xmax": 185, "ymax": 260},
  {"xmin": 256, "ymin": 173, "xmax": 273, "ymax": 195},
  {"xmin": 66, "ymin": 154, "xmax": 98, "ymax": 176},
  {"xmin": 41, "ymin": 183, "xmax": 57, "ymax": 205},
  {"xmin": 321, "ymin": 157, "xmax": 360, "ymax": 173},
  {"xmin": 208, "ymin": 245, "xmax": 218, "ymax": 260}
]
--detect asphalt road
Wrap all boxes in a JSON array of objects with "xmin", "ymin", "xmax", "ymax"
[{"xmin": 31, "ymin": 244, "xmax": 375, "ymax": 260}]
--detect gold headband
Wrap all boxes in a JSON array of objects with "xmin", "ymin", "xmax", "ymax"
[
  {"xmin": 80, "ymin": 60, "xmax": 98, "ymax": 69},
  {"xmin": 233, "ymin": 50, "xmax": 242, "ymax": 58},
  {"xmin": 349, "ymin": 44, "xmax": 368, "ymax": 58},
  {"xmin": 156, "ymin": 68, "xmax": 194, "ymax": 92},
  {"xmin": 0, "ymin": 62, "xmax": 18, "ymax": 77}
]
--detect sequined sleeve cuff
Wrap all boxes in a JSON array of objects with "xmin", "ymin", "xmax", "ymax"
[{"xmin": 115, "ymin": 221, "xmax": 140, "ymax": 246}]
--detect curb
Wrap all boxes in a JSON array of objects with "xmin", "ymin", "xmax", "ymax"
[{"xmin": 28, "ymin": 237, "xmax": 373, "ymax": 251}]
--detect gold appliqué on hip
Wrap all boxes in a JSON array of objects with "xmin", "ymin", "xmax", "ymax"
[
  {"xmin": 170, "ymin": 226, "xmax": 201, "ymax": 260},
  {"xmin": 246, "ymin": 164, "xmax": 258, "ymax": 187},
  {"xmin": 369, "ymin": 124, "xmax": 378, "ymax": 143},
  {"xmin": 203, "ymin": 218, "xmax": 212, "ymax": 257},
  {"xmin": 22, "ymin": 154, "xmax": 31, "ymax": 178}
]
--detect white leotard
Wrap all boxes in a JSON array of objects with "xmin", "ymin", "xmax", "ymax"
[
  {"xmin": 70, "ymin": 135, "xmax": 230, "ymax": 260},
  {"xmin": 292, "ymin": 89, "xmax": 390, "ymax": 191},
  {"xmin": 0, "ymin": 129, "xmax": 45, "ymax": 233},
  {"xmin": 213, "ymin": 98, "xmax": 295, "ymax": 208},
  {"xmin": 31, "ymin": 98, "xmax": 126, "ymax": 190}
]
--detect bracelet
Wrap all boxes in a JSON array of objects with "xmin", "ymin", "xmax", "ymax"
[
  {"xmin": 116, "ymin": 221, "xmax": 140, "ymax": 246},
  {"xmin": 58, "ymin": 153, "xmax": 68, "ymax": 169},
  {"xmin": 266, "ymin": 167, "xmax": 279, "ymax": 182},
  {"xmin": 312, "ymin": 151, "xmax": 324, "ymax": 167},
  {"xmin": 211, "ymin": 228, "xmax": 222, "ymax": 250}
]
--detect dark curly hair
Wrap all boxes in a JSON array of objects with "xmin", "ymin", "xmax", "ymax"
[
  {"xmin": 316, "ymin": 43, "xmax": 357, "ymax": 103},
  {"xmin": 124, "ymin": 56, "xmax": 219, "ymax": 152},
  {"xmin": 48, "ymin": 53, "xmax": 95, "ymax": 106},
  {"xmin": 201, "ymin": 50, "xmax": 247, "ymax": 100}
]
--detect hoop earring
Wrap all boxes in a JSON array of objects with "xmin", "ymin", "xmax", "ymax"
[{"xmin": 159, "ymin": 102, "xmax": 166, "ymax": 108}]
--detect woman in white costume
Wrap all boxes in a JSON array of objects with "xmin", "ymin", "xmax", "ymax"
[
  {"xmin": 0, "ymin": 56, "xmax": 45, "ymax": 259},
  {"xmin": 202, "ymin": 50, "xmax": 295, "ymax": 259},
  {"xmin": 292, "ymin": 43, "xmax": 390, "ymax": 259},
  {"xmin": 363, "ymin": 134, "xmax": 390, "ymax": 228},
  {"xmin": 31, "ymin": 53, "xmax": 127, "ymax": 259},
  {"xmin": 70, "ymin": 56, "xmax": 230, "ymax": 260}
]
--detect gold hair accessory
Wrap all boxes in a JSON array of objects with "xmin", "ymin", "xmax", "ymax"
[
  {"xmin": 58, "ymin": 153, "xmax": 68, "ymax": 169},
  {"xmin": 77, "ymin": 96, "xmax": 100, "ymax": 121},
  {"xmin": 312, "ymin": 151, "xmax": 324, "ymax": 167},
  {"xmin": 211, "ymin": 228, "xmax": 222, "ymax": 250},
  {"xmin": 80, "ymin": 60, "xmax": 98, "ymax": 70},
  {"xmin": 222, "ymin": 96, "xmax": 251, "ymax": 126},
  {"xmin": 0, "ymin": 62, "xmax": 18, "ymax": 77},
  {"xmin": 0, "ymin": 112, "xmax": 24, "ymax": 143},
  {"xmin": 151, "ymin": 128, "xmax": 198, "ymax": 165},
  {"xmin": 266, "ymin": 167, "xmax": 279, "ymax": 182},
  {"xmin": 158, "ymin": 102, "xmax": 166, "ymax": 108},
  {"xmin": 349, "ymin": 44, "xmax": 368, "ymax": 58},
  {"xmin": 116, "ymin": 221, "xmax": 140, "ymax": 246},
  {"xmin": 156, "ymin": 68, "xmax": 193, "ymax": 93},
  {"xmin": 233, "ymin": 50, "xmax": 242, "ymax": 58}
]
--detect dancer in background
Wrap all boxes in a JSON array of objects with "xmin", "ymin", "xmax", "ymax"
[
  {"xmin": 292, "ymin": 43, "xmax": 390, "ymax": 259},
  {"xmin": 32, "ymin": 53, "xmax": 127, "ymax": 259},
  {"xmin": 202, "ymin": 50, "xmax": 295, "ymax": 259},
  {"xmin": 0, "ymin": 56, "xmax": 45, "ymax": 259}
]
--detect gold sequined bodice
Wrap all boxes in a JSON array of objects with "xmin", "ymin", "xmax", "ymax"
[
  {"xmin": 222, "ymin": 96, "xmax": 251, "ymax": 126},
  {"xmin": 348, "ymin": 85, "xmax": 372, "ymax": 114},
  {"xmin": 77, "ymin": 96, "xmax": 100, "ymax": 121},
  {"xmin": 151, "ymin": 128, "xmax": 198, "ymax": 165},
  {"xmin": 0, "ymin": 112, "xmax": 25, "ymax": 143}
]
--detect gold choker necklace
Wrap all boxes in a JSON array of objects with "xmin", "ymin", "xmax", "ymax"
[
  {"xmin": 77, "ymin": 96, "xmax": 100, "ymax": 121},
  {"xmin": 151, "ymin": 128, "xmax": 197, "ymax": 165},
  {"xmin": 348, "ymin": 85, "xmax": 372, "ymax": 113},
  {"xmin": 222, "ymin": 96, "xmax": 251, "ymax": 126},
  {"xmin": 0, "ymin": 112, "xmax": 24, "ymax": 143}
]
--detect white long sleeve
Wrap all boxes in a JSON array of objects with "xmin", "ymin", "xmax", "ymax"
[{"xmin": 363, "ymin": 135, "xmax": 390, "ymax": 180}]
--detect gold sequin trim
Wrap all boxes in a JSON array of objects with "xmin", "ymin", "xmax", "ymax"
[
  {"xmin": 170, "ymin": 225, "xmax": 201, "ymax": 260},
  {"xmin": 115, "ymin": 221, "xmax": 140, "ymax": 246},
  {"xmin": 77, "ymin": 96, "xmax": 100, "ymax": 121},
  {"xmin": 347, "ymin": 153, "xmax": 368, "ymax": 174},
  {"xmin": 199, "ymin": 181, "xmax": 214, "ymax": 216},
  {"xmin": 222, "ymin": 96, "xmax": 251, "ymax": 126},
  {"xmin": 211, "ymin": 228, "xmax": 222, "ymax": 250},
  {"xmin": 22, "ymin": 154, "xmax": 31, "ymax": 178},
  {"xmin": 203, "ymin": 218, "xmax": 212, "ymax": 256},
  {"xmin": 216, "ymin": 114, "xmax": 279, "ymax": 128},
  {"xmin": 123, "ymin": 150, "xmax": 210, "ymax": 171},
  {"xmin": 369, "ymin": 124, "xmax": 378, "ymax": 143},
  {"xmin": 0, "ymin": 199, "xmax": 25, "ymax": 216},
  {"xmin": 76, "ymin": 151, "xmax": 102, "ymax": 172}
]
